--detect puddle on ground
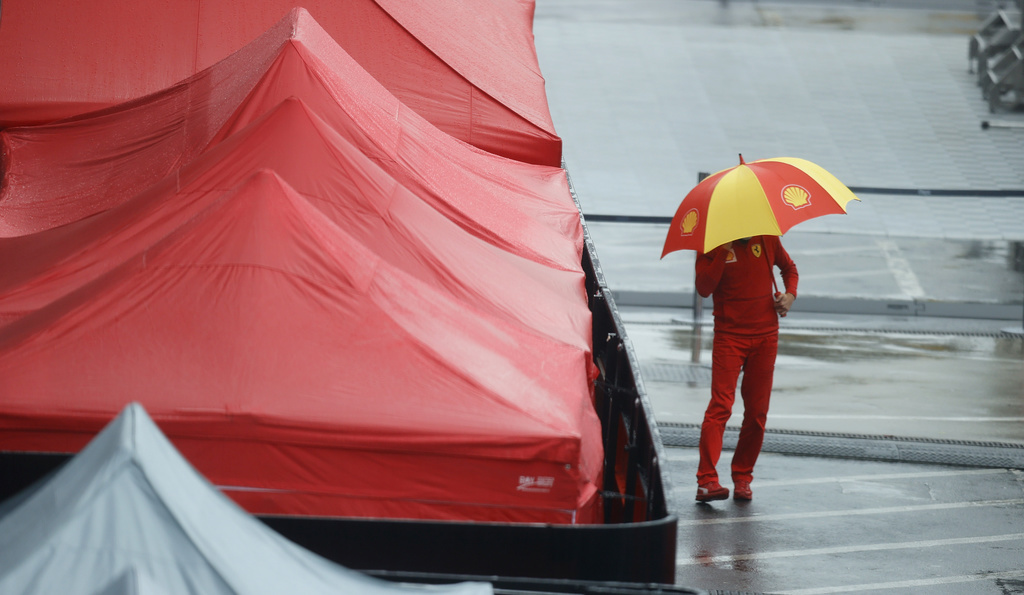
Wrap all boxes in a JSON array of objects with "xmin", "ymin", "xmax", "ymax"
[{"xmin": 664, "ymin": 327, "xmax": 1024, "ymax": 364}]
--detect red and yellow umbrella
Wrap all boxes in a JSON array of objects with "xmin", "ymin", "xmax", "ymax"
[{"xmin": 661, "ymin": 155, "xmax": 860, "ymax": 257}]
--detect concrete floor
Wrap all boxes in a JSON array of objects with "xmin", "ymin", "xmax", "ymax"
[
  {"xmin": 665, "ymin": 448, "xmax": 1024, "ymax": 594},
  {"xmin": 534, "ymin": 0, "xmax": 1024, "ymax": 592}
]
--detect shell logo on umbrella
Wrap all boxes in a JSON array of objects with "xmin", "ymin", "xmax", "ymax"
[
  {"xmin": 681, "ymin": 209, "xmax": 700, "ymax": 235},
  {"xmin": 661, "ymin": 154, "xmax": 860, "ymax": 257},
  {"xmin": 782, "ymin": 185, "xmax": 811, "ymax": 209}
]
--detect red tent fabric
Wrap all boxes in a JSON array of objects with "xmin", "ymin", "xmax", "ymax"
[
  {"xmin": 0, "ymin": 168, "xmax": 601, "ymax": 523},
  {"xmin": 0, "ymin": 96, "xmax": 593, "ymax": 353},
  {"xmin": 0, "ymin": 0, "xmax": 561, "ymax": 165},
  {"xmin": 0, "ymin": 8, "xmax": 580, "ymax": 268},
  {"xmin": 0, "ymin": 9, "xmax": 600, "ymax": 525}
]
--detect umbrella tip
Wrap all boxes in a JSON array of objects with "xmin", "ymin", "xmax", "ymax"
[{"xmin": 738, "ymin": 153, "xmax": 745, "ymax": 165}]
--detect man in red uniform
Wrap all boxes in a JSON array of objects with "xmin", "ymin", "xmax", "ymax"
[{"xmin": 694, "ymin": 236, "xmax": 798, "ymax": 502}]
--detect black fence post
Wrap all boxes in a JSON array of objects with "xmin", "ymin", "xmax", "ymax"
[{"xmin": 1008, "ymin": 241, "xmax": 1024, "ymax": 335}]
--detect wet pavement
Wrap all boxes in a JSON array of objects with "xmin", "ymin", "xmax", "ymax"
[
  {"xmin": 667, "ymin": 450, "xmax": 1024, "ymax": 594},
  {"xmin": 629, "ymin": 306, "xmax": 1024, "ymax": 445},
  {"xmin": 534, "ymin": 0, "xmax": 1024, "ymax": 593}
]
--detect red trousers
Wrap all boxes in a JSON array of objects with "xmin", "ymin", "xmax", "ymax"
[{"xmin": 697, "ymin": 332, "xmax": 778, "ymax": 485}]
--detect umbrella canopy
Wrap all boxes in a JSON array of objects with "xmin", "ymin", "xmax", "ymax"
[{"xmin": 661, "ymin": 155, "xmax": 860, "ymax": 256}]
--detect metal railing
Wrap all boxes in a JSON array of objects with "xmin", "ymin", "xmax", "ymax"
[{"xmin": 568, "ymin": 166, "xmax": 675, "ymax": 525}]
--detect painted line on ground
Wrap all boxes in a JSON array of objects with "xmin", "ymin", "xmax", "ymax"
[
  {"xmin": 876, "ymin": 238, "xmax": 925, "ymax": 298},
  {"xmin": 773, "ymin": 569, "xmax": 1024, "ymax": 594},
  {"xmin": 769, "ymin": 414, "xmax": 1024, "ymax": 422},
  {"xmin": 675, "ymin": 498, "xmax": 1024, "ymax": 526},
  {"xmin": 677, "ymin": 532, "xmax": 1024, "ymax": 565},
  {"xmin": 669, "ymin": 463, "xmax": 1011, "ymax": 491},
  {"xmin": 752, "ymin": 467, "xmax": 1010, "ymax": 487}
]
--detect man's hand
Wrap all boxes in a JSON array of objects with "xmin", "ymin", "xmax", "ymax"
[{"xmin": 774, "ymin": 292, "xmax": 795, "ymax": 317}]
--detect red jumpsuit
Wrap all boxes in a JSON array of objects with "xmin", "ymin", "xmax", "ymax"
[{"xmin": 694, "ymin": 236, "xmax": 798, "ymax": 486}]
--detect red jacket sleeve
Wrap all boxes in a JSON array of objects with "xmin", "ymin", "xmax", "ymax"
[
  {"xmin": 771, "ymin": 237, "xmax": 799, "ymax": 297},
  {"xmin": 695, "ymin": 246, "xmax": 728, "ymax": 298}
]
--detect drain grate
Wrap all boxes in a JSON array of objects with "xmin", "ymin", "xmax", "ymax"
[
  {"xmin": 641, "ymin": 363, "xmax": 712, "ymax": 386},
  {"xmin": 626, "ymin": 318, "xmax": 1024, "ymax": 339},
  {"xmin": 780, "ymin": 325, "xmax": 1024, "ymax": 339},
  {"xmin": 659, "ymin": 423, "xmax": 1024, "ymax": 469}
]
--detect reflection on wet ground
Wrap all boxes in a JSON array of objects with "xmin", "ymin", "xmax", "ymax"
[
  {"xmin": 664, "ymin": 324, "xmax": 1024, "ymax": 363},
  {"xmin": 780, "ymin": 330, "xmax": 1024, "ymax": 361},
  {"xmin": 629, "ymin": 313, "xmax": 1024, "ymax": 444}
]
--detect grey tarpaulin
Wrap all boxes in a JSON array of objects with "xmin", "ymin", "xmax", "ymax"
[{"xmin": 0, "ymin": 403, "xmax": 492, "ymax": 595}]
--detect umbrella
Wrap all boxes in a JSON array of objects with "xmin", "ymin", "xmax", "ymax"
[{"xmin": 661, "ymin": 155, "xmax": 860, "ymax": 257}]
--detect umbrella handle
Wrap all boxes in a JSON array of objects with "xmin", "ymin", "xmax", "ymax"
[
  {"xmin": 766, "ymin": 240, "xmax": 789, "ymax": 318},
  {"xmin": 765, "ymin": 239, "xmax": 780, "ymax": 295}
]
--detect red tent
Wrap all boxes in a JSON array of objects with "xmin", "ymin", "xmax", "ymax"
[
  {"xmin": 0, "ymin": 9, "xmax": 600, "ymax": 525},
  {"xmin": 0, "ymin": 169, "xmax": 602, "ymax": 524},
  {"xmin": 0, "ymin": 0, "xmax": 560, "ymax": 165},
  {"xmin": 0, "ymin": 96, "xmax": 593, "ymax": 354},
  {"xmin": 0, "ymin": 8, "xmax": 580, "ymax": 269}
]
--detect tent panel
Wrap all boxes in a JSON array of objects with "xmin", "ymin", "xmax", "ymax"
[
  {"xmin": 0, "ymin": 0, "xmax": 560, "ymax": 165},
  {"xmin": 0, "ymin": 171, "xmax": 601, "ymax": 523},
  {"xmin": 0, "ymin": 404, "xmax": 494, "ymax": 594},
  {"xmin": 0, "ymin": 0, "xmax": 200, "ymax": 127}
]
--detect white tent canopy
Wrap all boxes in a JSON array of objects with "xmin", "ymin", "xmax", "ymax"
[{"xmin": 0, "ymin": 403, "xmax": 492, "ymax": 595}]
